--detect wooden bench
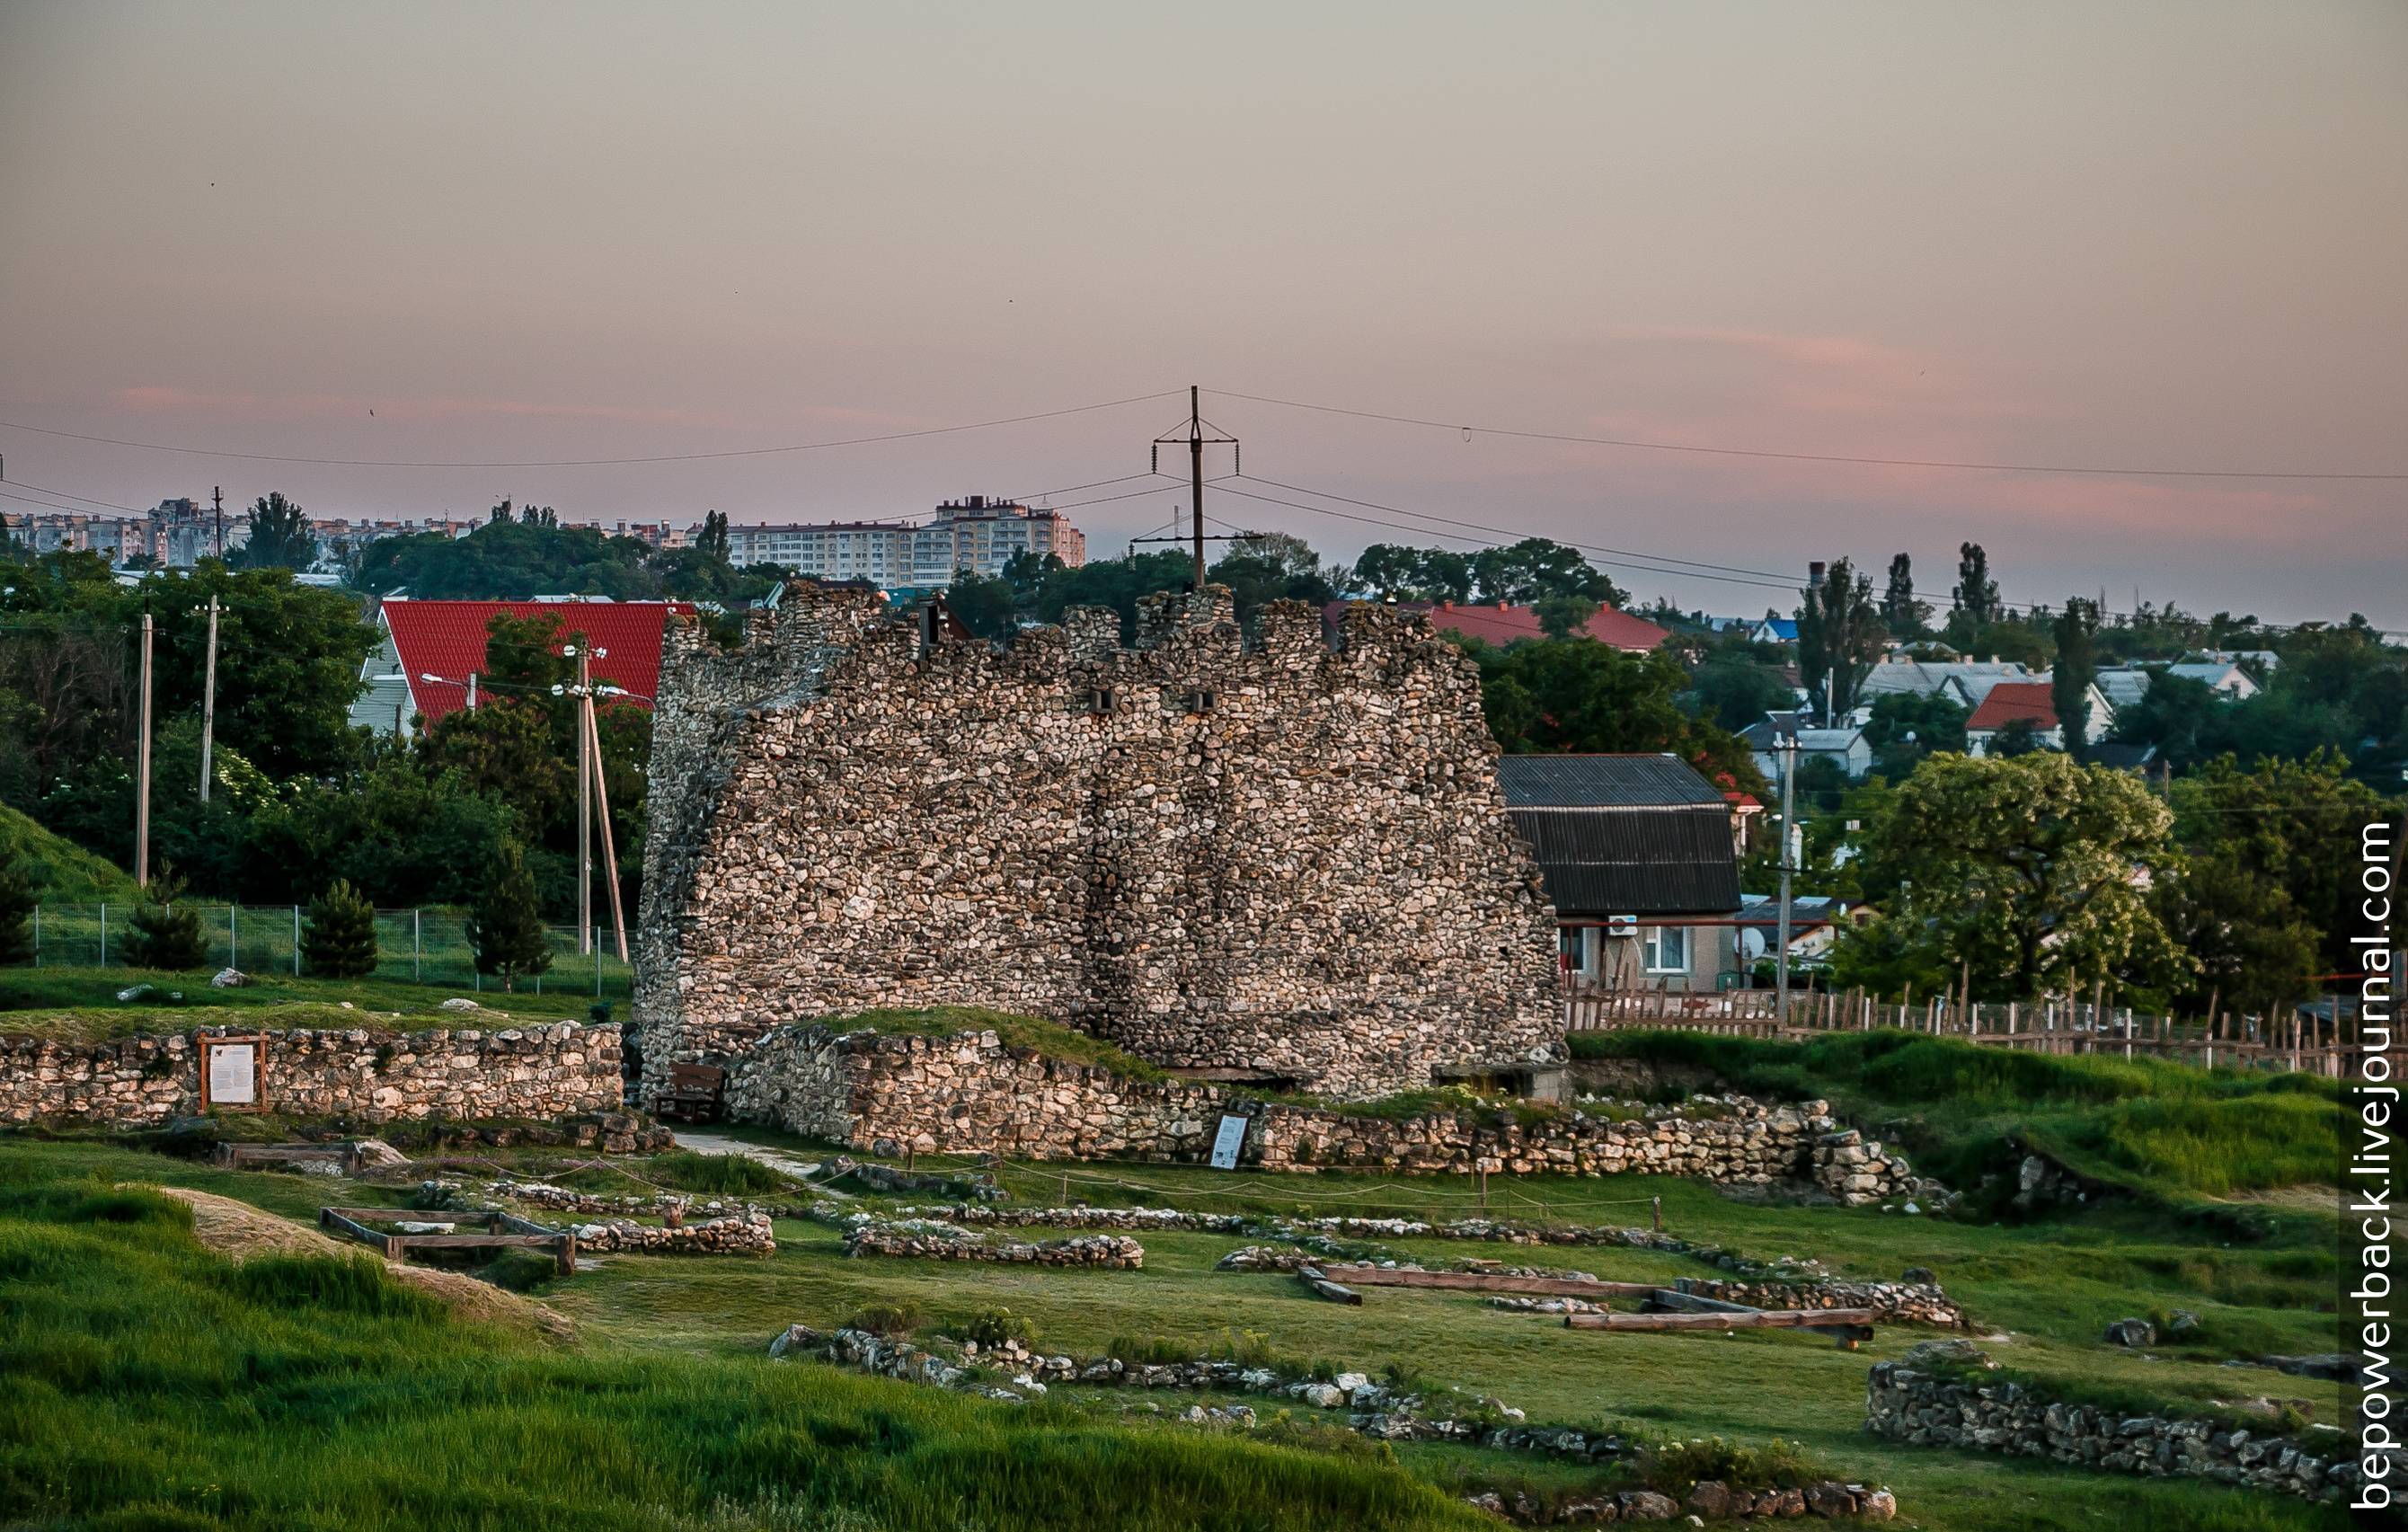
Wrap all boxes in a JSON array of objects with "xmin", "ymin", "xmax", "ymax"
[{"xmin": 656, "ymin": 1063, "xmax": 728, "ymax": 1124}]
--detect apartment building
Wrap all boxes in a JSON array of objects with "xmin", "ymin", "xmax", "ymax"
[{"xmin": 720, "ymin": 496, "xmax": 1085, "ymax": 588}]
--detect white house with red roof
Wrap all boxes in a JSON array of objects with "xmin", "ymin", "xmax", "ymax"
[
  {"xmin": 348, "ymin": 597, "xmax": 695, "ymax": 738},
  {"xmin": 1965, "ymin": 677, "xmax": 2117, "ymax": 757}
]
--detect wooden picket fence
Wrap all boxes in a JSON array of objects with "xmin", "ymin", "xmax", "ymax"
[{"xmin": 1563, "ymin": 984, "xmax": 2351, "ymax": 1077}]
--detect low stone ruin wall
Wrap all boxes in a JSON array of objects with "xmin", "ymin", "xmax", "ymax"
[
  {"xmin": 1864, "ymin": 1350, "xmax": 2350, "ymax": 1503},
  {"xmin": 842, "ymin": 1218, "xmax": 1143, "ymax": 1269},
  {"xmin": 569, "ymin": 1211, "xmax": 775, "ymax": 1256},
  {"xmin": 770, "ymin": 1324, "xmax": 1897, "ymax": 1521},
  {"xmin": 723, "ymin": 1024, "xmax": 1931, "ymax": 1204},
  {"xmin": 1686, "ymin": 1277, "xmax": 1964, "ymax": 1330},
  {"xmin": 0, "ymin": 1023, "xmax": 623, "ymax": 1128}
]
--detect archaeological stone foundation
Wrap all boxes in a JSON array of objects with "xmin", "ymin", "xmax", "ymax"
[{"xmin": 635, "ymin": 581, "xmax": 1565, "ymax": 1103}]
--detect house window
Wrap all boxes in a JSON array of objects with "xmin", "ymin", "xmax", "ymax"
[{"xmin": 1643, "ymin": 926, "xmax": 1689, "ymax": 974}]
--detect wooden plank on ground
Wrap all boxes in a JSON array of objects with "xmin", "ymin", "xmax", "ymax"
[
  {"xmin": 1296, "ymin": 1266, "xmax": 1362, "ymax": 1305},
  {"xmin": 385, "ymin": 1233, "xmax": 563, "ymax": 1251},
  {"xmin": 1318, "ymin": 1265, "xmax": 1655, "ymax": 1298}
]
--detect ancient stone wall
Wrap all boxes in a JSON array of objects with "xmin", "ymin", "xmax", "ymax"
[
  {"xmin": 0, "ymin": 1023, "xmax": 622, "ymax": 1127},
  {"xmin": 723, "ymin": 1024, "xmax": 1926, "ymax": 1202},
  {"xmin": 1864, "ymin": 1354, "xmax": 2350, "ymax": 1503},
  {"xmin": 635, "ymin": 582, "xmax": 1564, "ymax": 1103}
]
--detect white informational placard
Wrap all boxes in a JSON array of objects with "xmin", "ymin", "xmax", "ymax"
[
  {"xmin": 206, "ymin": 1041, "xmax": 258, "ymax": 1106},
  {"xmin": 1208, "ymin": 1113, "xmax": 1249, "ymax": 1171}
]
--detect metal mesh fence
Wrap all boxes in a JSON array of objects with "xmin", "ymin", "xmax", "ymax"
[{"xmin": 25, "ymin": 904, "xmax": 634, "ymax": 1000}]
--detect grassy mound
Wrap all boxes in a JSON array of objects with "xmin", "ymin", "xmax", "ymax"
[
  {"xmin": 1570, "ymin": 1030, "xmax": 2342, "ymax": 1207},
  {"xmin": 0, "ymin": 1150, "xmax": 1486, "ymax": 1531},
  {"xmin": 0, "ymin": 970, "xmax": 610, "ymax": 1032},
  {"xmin": 0, "ymin": 805, "xmax": 137, "ymax": 903}
]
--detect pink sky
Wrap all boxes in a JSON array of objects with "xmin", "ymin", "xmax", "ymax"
[{"xmin": 1, "ymin": 1, "xmax": 2401, "ymax": 624}]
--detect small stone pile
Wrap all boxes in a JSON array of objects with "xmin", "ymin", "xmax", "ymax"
[
  {"xmin": 1464, "ymin": 1481, "xmax": 1893, "ymax": 1525},
  {"xmin": 570, "ymin": 1211, "xmax": 775, "ymax": 1256},
  {"xmin": 841, "ymin": 1218, "xmax": 1143, "ymax": 1270},
  {"xmin": 1864, "ymin": 1343, "xmax": 2351, "ymax": 1503},
  {"xmin": 1487, "ymin": 1296, "xmax": 1607, "ymax": 1315}
]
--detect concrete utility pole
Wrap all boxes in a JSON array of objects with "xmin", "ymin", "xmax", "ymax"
[
  {"xmin": 1773, "ymin": 721, "xmax": 1798, "ymax": 1017},
  {"xmin": 212, "ymin": 486, "xmax": 224, "ymax": 561},
  {"xmin": 1148, "ymin": 386, "xmax": 1238, "ymax": 589},
  {"xmin": 570, "ymin": 644, "xmax": 593, "ymax": 955},
  {"xmin": 136, "ymin": 612, "xmax": 155, "ymax": 886},
  {"xmin": 198, "ymin": 595, "xmax": 220, "ymax": 802}
]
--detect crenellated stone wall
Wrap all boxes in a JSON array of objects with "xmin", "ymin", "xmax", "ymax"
[
  {"xmin": 0, "ymin": 1023, "xmax": 622, "ymax": 1127},
  {"xmin": 722, "ymin": 1023, "xmax": 1929, "ymax": 1202},
  {"xmin": 634, "ymin": 581, "xmax": 1565, "ymax": 1103}
]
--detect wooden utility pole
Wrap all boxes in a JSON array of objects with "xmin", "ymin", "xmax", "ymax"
[
  {"xmin": 198, "ymin": 595, "xmax": 220, "ymax": 802},
  {"xmin": 136, "ymin": 612, "xmax": 155, "ymax": 886},
  {"xmin": 212, "ymin": 486, "xmax": 225, "ymax": 560},
  {"xmin": 583, "ymin": 692, "xmax": 628, "ymax": 961}
]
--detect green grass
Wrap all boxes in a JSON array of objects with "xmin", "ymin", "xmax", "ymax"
[
  {"xmin": 0, "ymin": 805, "xmax": 138, "ymax": 903},
  {"xmin": 1571, "ymin": 1029, "xmax": 2345, "ymax": 1206},
  {"xmin": 647, "ymin": 1150, "xmax": 799, "ymax": 1198},
  {"xmin": 0, "ymin": 970, "xmax": 612, "ymax": 1035},
  {"xmin": 0, "ymin": 1146, "xmax": 1493, "ymax": 1531},
  {"xmin": 0, "ymin": 1135, "xmax": 2356, "ymax": 1531}
]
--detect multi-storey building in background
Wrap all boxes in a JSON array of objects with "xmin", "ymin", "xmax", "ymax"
[{"xmin": 721, "ymin": 496, "xmax": 1084, "ymax": 589}]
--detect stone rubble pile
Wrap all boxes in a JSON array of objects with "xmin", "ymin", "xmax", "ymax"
[
  {"xmin": 1681, "ymin": 1277, "xmax": 1965, "ymax": 1330},
  {"xmin": 569, "ymin": 1211, "xmax": 776, "ymax": 1256},
  {"xmin": 840, "ymin": 1217, "xmax": 1144, "ymax": 1269},
  {"xmin": 1464, "ymin": 1481, "xmax": 1895, "ymax": 1525},
  {"xmin": 1864, "ymin": 1344, "xmax": 2352, "ymax": 1503},
  {"xmin": 1487, "ymin": 1295, "xmax": 1607, "ymax": 1315}
]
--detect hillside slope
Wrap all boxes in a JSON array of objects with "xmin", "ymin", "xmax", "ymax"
[{"xmin": 0, "ymin": 804, "xmax": 137, "ymax": 902}]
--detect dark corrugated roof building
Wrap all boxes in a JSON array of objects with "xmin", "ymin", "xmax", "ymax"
[{"xmin": 1497, "ymin": 754, "xmax": 1742, "ymax": 918}]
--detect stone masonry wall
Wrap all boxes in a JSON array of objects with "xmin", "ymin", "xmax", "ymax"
[
  {"xmin": 724, "ymin": 1024, "xmax": 1925, "ymax": 1202},
  {"xmin": 0, "ymin": 1023, "xmax": 622, "ymax": 1128},
  {"xmin": 1864, "ymin": 1354, "xmax": 2351, "ymax": 1503},
  {"xmin": 635, "ymin": 581, "xmax": 1564, "ymax": 1103}
]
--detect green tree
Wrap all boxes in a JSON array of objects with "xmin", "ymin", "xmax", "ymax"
[
  {"xmin": 123, "ymin": 871, "xmax": 212, "ymax": 970},
  {"xmin": 301, "ymin": 879, "xmax": 379, "ymax": 979},
  {"xmin": 1843, "ymin": 752, "xmax": 2186, "ymax": 998},
  {"xmin": 1349, "ymin": 544, "xmax": 1424, "ymax": 598},
  {"xmin": 1686, "ymin": 656, "xmax": 1791, "ymax": 731},
  {"xmin": 696, "ymin": 509, "xmax": 730, "ymax": 566},
  {"xmin": 943, "ymin": 570, "xmax": 1018, "ymax": 642},
  {"xmin": 1863, "ymin": 692, "xmax": 1968, "ymax": 777},
  {"xmin": 0, "ymin": 856, "xmax": 33, "ymax": 964},
  {"xmin": 1031, "ymin": 551, "xmax": 1195, "ymax": 641},
  {"xmin": 421, "ymin": 699, "xmax": 574, "ymax": 834},
  {"xmin": 468, "ymin": 844, "xmax": 553, "ymax": 990},
  {"xmin": 1462, "ymin": 636, "xmax": 1763, "ymax": 796},
  {"xmin": 1533, "ymin": 592, "xmax": 1600, "ymax": 640},
  {"xmin": 2107, "ymin": 672, "xmax": 2224, "ymax": 773},
  {"xmin": 1880, "ymin": 553, "xmax": 1928, "ymax": 638},
  {"xmin": 2051, "ymin": 597, "xmax": 2101, "ymax": 760},
  {"xmin": 1412, "ymin": 549, "xmax": 1474, "ymax": 604},
  {"xmin": 1950, "ymin": 542, "xmax": 2000, "ymax": 629},
  {"xmin": 2171, "ymin": 751, "xmax": 2391, "ymax": 973},
  {"xmin": 1987, "ymin": 717, "xmax": 2047, "ymax": 757},
  {"xmin": 1469, "ymin": 538, "xmax": 1626, "ymax": 608},
  {"xmin": 1796, "ymin": 558, "xmax": 1884, "ymax": 718},
  {"xmin": 1207, "ymin": 533, "xmax": 1335, "ymax": 624},
  {"xmin": 2150, "ymin": 853, "xmax": 2320, "ymax": 1018},
  {"xmin": 232, "ymin": 491, "xmax": 318, "ymax": 571}
]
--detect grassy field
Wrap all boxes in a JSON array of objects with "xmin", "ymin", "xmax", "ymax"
[
  {"xmin": 0, "ymin": 1123, "xmax": 2351, "ymax": 1532},
  {"xmin": 1571, "ymin": 1030, "xmax": 2345, "ymax": 1208},
  {"xmin": 0, "ymin": 806, "xmax": 139, "ymax": 904},
  {"xmin": 0, "ymin": 969, "xmax": 614, "ymax": 1035}
]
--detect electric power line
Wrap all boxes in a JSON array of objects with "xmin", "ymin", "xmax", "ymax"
[
  {"xmin": 0, "ymin": 389, "xmax": 1186, "ymax": 469},
  {"xmin": 1207, "ymin": 387, "xmax": 2408, "ymax": 482}
]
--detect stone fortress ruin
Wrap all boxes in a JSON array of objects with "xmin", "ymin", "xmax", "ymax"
[{"xmin": 633, "ymin": 581, "xmax": 1565, "ymax": 1104}]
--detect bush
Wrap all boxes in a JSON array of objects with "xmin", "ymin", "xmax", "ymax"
[
  {"xmin": 647, "ymin": 1150, "xmax": 791, "ymax": 1197},
  {"xmin": 121, "ymin": 872, "xmax": 210, "ymax": 970},
  {"xmin": 1637, "ymin": 1435, "xmax": 1829, "ymax": 1495},
  {"xmin": 0, "ymin": 855, "xmax": 33, "ymax": 965},
  {"xmin": 945, "ymin": 1306, "xmax": 1034, "ymax": 1350},
  {"xmin": 301, "ymin": 879, "xmax": 379, "ymax": 979},
  {"xmin": 844, "ymin": 1301, "xmax": 924, "ymax": 1337},
  {"xmin": 475, "ymin": 1249, "xmax": 563, "ymax": 1293}
]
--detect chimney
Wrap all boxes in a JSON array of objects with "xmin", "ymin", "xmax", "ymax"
[{"xmin": 1809, "ymin": 561, "xmax": 1827, "ymax": 587}]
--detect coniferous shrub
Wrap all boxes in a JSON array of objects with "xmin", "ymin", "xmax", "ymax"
[
  {"xmin": 468, "ymin": 844, "xmax": 552, "ymax": 991},
  {"xmin": 123, "ymin": 871, "xmax": 210, "ymax": 970},
  {"xmin": 0, "ymin": 856, "xmax": 34, "ymax": 966},
  {"xmin": 301, "ymin": 880, "xmax": 379, "ymax": 979}
]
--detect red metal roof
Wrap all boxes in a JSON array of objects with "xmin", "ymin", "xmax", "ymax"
[
  {"xmin": 1326, "ymin": 598, "xmax": 1669, "ymax": 651},
  {"xmin": 381, "ymin": 598, "xmax": 694, "ymax": 726},
  {"xmin": 1966, "ymin": 680, "xmax": 2058, "ymax": 733}
]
